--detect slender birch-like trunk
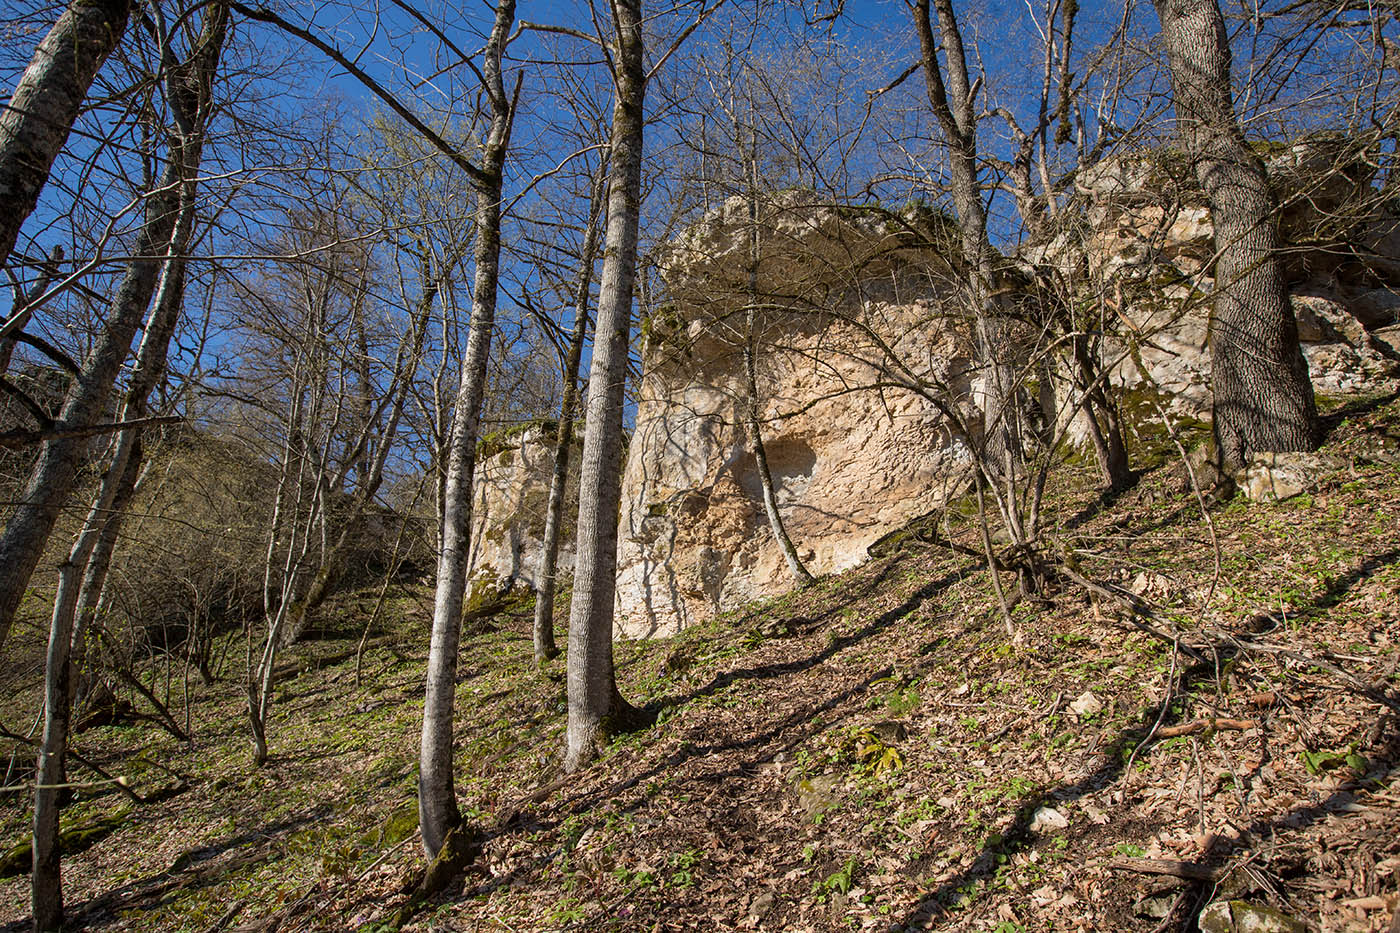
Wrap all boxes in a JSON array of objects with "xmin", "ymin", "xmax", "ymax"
[
  {"xmin": 30, "ymin": 4, "xmax": 226, "ymax": 925},
  {"xmin": 913, "ymin": 0, "xmax": 1022, "ymax": 481},
  {"xmin": 533, "ymin": 162, "xmax": 607, "ymax": 664},
  {"xmin": 742, "ymin": 144, "xmax": 812, "ymax": 586},
  {"xmin": 419, "ymin": 0, "xmax": 517, "ymax": 860}
]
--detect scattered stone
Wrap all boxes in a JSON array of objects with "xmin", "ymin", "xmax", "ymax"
[
  {"xmin": 1069, "ymin": 691, "xmax": 1103, "ymax": 717},
  {"xmin": 1350, "ymin": 431, "xmax": 1400, "ymax": 466},
  {"xmin": 868, "ymin": 721, "xmax": 907, "ymax": 743},
  {"xmin": 748, "ymin": 891, "xmax": 776, "ymax": 922},
  {"xmin": 1030, "ymin": 806, "xmax": 1069, "ymax": 832},
  {"xmin": 1236, "ymin": 451, "xmax": 1340, "ymax": 502},
  {"xmin": 1197, "ymin": 899, "xmax": 1307, "ymax": 933},
  {"xmin": 796, "ymin": 774, "xmax": 840, "ymax": 819}
]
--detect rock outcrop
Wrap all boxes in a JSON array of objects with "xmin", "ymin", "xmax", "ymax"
[
  {"xmin": 614, "ymin": 194, "xmax": 979, "ymax": 637},
  {"xmin": 614, "ymin": 142, "xmax": 1400, "ymax": 638},
  {"xmin": 1060, "ymin": 137, "xmax": 1400, "ymax": 411},
  {"xmin": 465, "ymin": 424, "xmax": 578, "ymax": 594}
]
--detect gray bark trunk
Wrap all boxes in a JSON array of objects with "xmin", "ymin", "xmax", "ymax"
[
  {"xmin": 533, "ymin": 164, "xmax": 607, "ymax": 664},
  {"xmin": 565, "ymin": 0, "xmax": 646, "ymax": 774},
  {"xmin": 0, "ymin": 0, "xmax": 129, "ymax": 268},
  {"xmin": 743, "ymin": 316, "xmax": 813, "ymax": 586},
  {"xmin": 30, "ymin": 4, "xmax": 224, "ymax": 925},
  {"xmin": 914, "ymin": 0, "xmax": 1022, "ymax": 481},
  {"xmin": 1153, "ymin": 0, "xmax": 1318, "ymax": 470},
  {"xmin": 743, "ymin": 156, "xmax": 811, "ymax": 585},
  {"xmin": 0, "ymin": 0, "xmax": 219, "ymax": 661},
  {"xmin": 419, "ymin": 0, "xmax": 516, "ymax": 860}
]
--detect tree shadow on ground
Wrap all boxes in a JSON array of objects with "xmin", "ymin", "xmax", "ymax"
[
  {"xmin": 892, "ymin": 543, "xmax": 1400, "ymax": 933},
  {"xmin": 640, "ymin": 560, "xmax": 977, "ymax": 718},
  {"xmin": 0, "ymin": 808, "xmax": 330, "ymax": 932}
]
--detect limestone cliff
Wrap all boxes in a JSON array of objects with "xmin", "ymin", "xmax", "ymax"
[
  {"xmin": 465, "ymin": 424, "xmax": 579, "ymax": 594},
  {"xmin": 1059, "ymin": 138, "xmax": 1400, "ymax": 411},
  {"xmin": 615, "ymin": 145, "xmax": 1400, "ymax": 638},
  {"xmin": 614, "ymin": 193, "xmax": 979, "ymax": 637}
]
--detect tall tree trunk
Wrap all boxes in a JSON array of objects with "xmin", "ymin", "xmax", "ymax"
[
  {"xmin": 0, "ymin": 0, "xmax": 228, "ymax": 662},
  {"xmin": 913, "ymin": 0, "xmax": 1022, "ymax": 482},
  {"xmin": 565, "ymin": 0, "xmax": 646, "ymax": 774},
  {"xmin": 533, "ymin": 163, "xmax": 607, "ymax": 664},
  {"xmin": 0, "ymin": 0, "xmax": 130, "ymax": 269},
  {"xmin": 418, "ymin": 0, "xmax": 516, "ymax": 861},
  {"xmin": 1153, "ymin": 0, "xmax": 1318, "ymax": 470},
  {"xmin": 30, "ymin": 4, "xmax": 225, "ymax": 925}
]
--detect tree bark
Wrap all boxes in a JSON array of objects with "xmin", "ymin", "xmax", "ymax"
[
  {"xmin": 743, "ymin": 148, "xmax": 812, "ymax": 585},
  {"xmin": 533, "ymin": 163, "xmax": 607, "ymax": 665},
  {"xmin": 565, "ymin": 0, "xmax": 646, "ymax": 774},
  {"xmin": 1153, "ymin": 0, "xmax": 1318, "ymax": 470},
  {"xmin": 0, "ymin": 1, "xmax": 222, "ymax": 663},
  {"xmin": 0, "ymin": 0, "xmax": 130, "ymax": 268},
  {"xmin": 419, "ymin": 0, "xmax": 516, "ymax": 860},
  {"xmin": 913, "ymin": 0, "xmax": 1022, "ymax": 481},
  {"xmin": 30, "ymin": 4, "xmax": 225, "ymax": 925}
]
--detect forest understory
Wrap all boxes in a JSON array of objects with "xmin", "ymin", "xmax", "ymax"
[{"xmin": 3, "ymin": 394, "xmax": 1400, "ymax": 933}]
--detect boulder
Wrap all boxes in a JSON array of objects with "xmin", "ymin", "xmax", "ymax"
[
  {"xmin": 1197, "ymin": 899, "xmax": 1306, "ymax": 933},
  {"xmin": 1236, "ymin": 451, "xmax": 1340, "ymax": 502}
]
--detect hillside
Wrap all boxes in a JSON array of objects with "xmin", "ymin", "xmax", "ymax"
[{"xmin": 2, "ymin": 393, "xmax": 1399, "ymax": 933}]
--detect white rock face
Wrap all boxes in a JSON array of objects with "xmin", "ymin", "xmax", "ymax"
[
  {"xmin": 1066, "ymin": 140, "xmax": 1400, "ymax": 414},
  {"xmin": 613, "ymin": 156, "xmax": 1400, "ymax": 637},
  {"xmin": 465, "ymin": 424, "xmax": 578, "ymax": 593},
  {"xmin": 614, "ymin": 194, "xmax": 979, "ymax": 637}
]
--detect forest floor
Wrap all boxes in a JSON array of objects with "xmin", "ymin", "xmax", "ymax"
[{"xmin": 3, "ymin": 394, "xmax": 1400, "ymax": 933}]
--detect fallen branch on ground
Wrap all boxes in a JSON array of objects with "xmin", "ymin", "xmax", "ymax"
[
  {"xmin": 1152, "ymin": 718, "xmax": 1258, "ymax": 738},
  {"xmin": 1108, "ymin": 857, "xmax": 1221, "ymax": 881}
]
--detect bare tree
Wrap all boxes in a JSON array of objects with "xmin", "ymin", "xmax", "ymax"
[
  {"xmin": 419, "ymin": 0, "xmax": 519, "ymax": 861},
  {"xmin": 30, "ymin": 2, "xmax": 228, "ymax": 925},
  {"xmin": 532, "ymin": 158, "xmax": 607, "ymax": 664},
  {"xmin": 563, "ymin": 0, "xmax": 651, "ymax": 773},
  {"xmin": 0, "ymin": 0, "xmax": 223, "ymax": 659}
]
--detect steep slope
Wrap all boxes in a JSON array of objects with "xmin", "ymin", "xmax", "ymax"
[{"xmin": 1, "ymin": 395, "xmax": 1399, "ymax": 933}]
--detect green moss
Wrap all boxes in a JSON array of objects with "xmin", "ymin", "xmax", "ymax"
[
  {"xmin": 0, "ymin": 806, "xmax": 132, "ymax": 878},
  {"xmin": 476, "ymin": 419, "xmax": 557, "ymax": 460},
  {"xmin": 1118, "ymin": 386, "xmax": 1211, "ymax": 470},
  {"xmin": 639, "ymin": 303, "xmax": 683, "ymax": 350},
  {"xmin": 369, "ymin": 804, "xmax": 418, "ymax": 849}
]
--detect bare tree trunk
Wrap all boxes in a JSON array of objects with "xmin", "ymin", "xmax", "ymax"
[
  {"xmin": 565, "ymin": 0, "xmax": 647, "ymax": 774},
  {"xmin": 913, "ymin": 0, "xmax": 1021, "ymax": 481},
  {"xmin": 1153, "ymin": 0, "xmax": 1318, "ymax": 470},
  {"xmin": 1071, "ymin": 333, "xmax": 1132, "ymax": 490},
  {"xmin": 742, "ymin": 316, "xmax": 813, "ymax": 585},
  {"xmin": 280, "ymin": 276, "xmax": 436, "ymax": 645},
  {"xmin": 742, "ymin": 148, "xmax": 811, "ymax": 585},
  {"xmin": 0, "ymin": 0, "xmax": 129, "ymax": 268},
  {"xmin": 419, "ymin": 0, "xmax": 516, "ymax": 860},
  {"xmin": 0, "ymin": 129, "xmax": 191, "ymax": 658},
  {"xmin": 533, "ymin": 163, "xmax": 606, "ymax": 665},
  {"xmin": 30, "ymin": 4, "xmax": 224, "ymax": 924}
]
